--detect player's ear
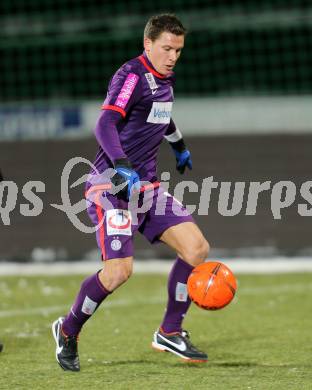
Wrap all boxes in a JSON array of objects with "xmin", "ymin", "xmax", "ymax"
[{"xmin": 143, "ymin": 37, "xmax": 152, "ymax": 53}]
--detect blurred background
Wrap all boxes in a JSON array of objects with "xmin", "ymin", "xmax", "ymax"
[{"xmin": 1, "ymin": 0, "xmax": 312, "ymax": 262}]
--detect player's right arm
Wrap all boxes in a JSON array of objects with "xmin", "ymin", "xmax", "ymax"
[
  {"xmin": 164, "ymin": 119, "xmax": 192, "ymax": 174},
  {"xmin": 94, "ymin": 68, "xmax": 141, "ymax": 199}
]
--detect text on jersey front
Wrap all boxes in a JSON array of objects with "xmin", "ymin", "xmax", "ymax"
[{"xmin": 147, "ymin": 102, "xmax": 173, "ymax": 124}]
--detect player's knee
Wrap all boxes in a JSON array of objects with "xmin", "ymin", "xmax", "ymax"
[
  {"xmin": 120, "ymin": 262, "xmax": 133, "ymax": 281},
  {"xmin": 182, "ymin": 238, "xmax": 210, "ymax": 266},
  {"xmin": 114, "ymin": 262, "xmax": 132, "ymax": 285},
  {"xmin": 100, "ymin": 260, "xmax": 133, "ymax": 291},
  {"xmin": 114, "ymin": 265, "xmax": 132, "ymax": 286},
  {"xmin": 202, "ymin": 239, "xmax": 210, "ymax": 259}
]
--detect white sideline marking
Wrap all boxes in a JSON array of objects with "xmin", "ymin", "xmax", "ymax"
[
  {"xmin": 1, "ymin": 282, "xmax": 312, "ymax": 319},
  {"xmin": 239, "ymin": 282, "xmax": 312, "ymax": 295},
  {"xmin": 0, "ymin": 297, "xmax": 165, "ymax": 318},
  {"xmin": 0, "ymin": 258, "xmax": 312, "ymax": 276},
  {"xmin": 0, "ymin": 305, "xmax": 68, "ymax": 319}
]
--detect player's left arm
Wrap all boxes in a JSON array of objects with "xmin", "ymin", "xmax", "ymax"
[{"xmin": 164, "ymin": 118, "xmax": 192, "ymax": 174}]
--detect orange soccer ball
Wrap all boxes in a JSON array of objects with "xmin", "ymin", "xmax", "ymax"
[{"xmin": 187, "ymin": 261, "xmax": 237, "ymax": 310}]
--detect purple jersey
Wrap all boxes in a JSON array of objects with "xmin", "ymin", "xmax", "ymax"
[
  {"xmin": 85, "ymin": 53, "xmax": 194, "ymax": 261},
  {"xmin": 91, "ymin": 52, "xmax": 175, "ymax": 183}
]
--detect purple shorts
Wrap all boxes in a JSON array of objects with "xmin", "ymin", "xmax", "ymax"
[{"xmin": 86, "ymin": 184, "xmax": 194, "ymax": 260}]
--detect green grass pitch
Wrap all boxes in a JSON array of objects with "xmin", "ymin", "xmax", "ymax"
[{"xmin": 0, "ymin": 272, "xmax": 312, "ymax": 389}]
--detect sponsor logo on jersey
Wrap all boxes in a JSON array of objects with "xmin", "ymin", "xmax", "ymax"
[
  {"xmin": 147, "ymin": 102, "xmax": 173, "ymax": 124},
  {"xmin": 106, "ymin": 209, "xmax": 132, "ymax": 236},
  {"xmin": 115, "ymin": 73, "xmax": 139, "ymax": 109},
  {"xmin": 145, "ymin": 72, "xmax": 158, "ymax": 93}
]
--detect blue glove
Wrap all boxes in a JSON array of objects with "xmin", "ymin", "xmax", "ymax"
[
  {"xmin": 174, "ymin": 149, "xmax": 192, "ymax": 174},
  {"xmin": 112, "ymin": 159, "xmax": 140, "ymax": 200}
]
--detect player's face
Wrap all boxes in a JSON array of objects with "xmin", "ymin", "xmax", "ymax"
[{"xmin": 144, "ymin": 32, "xmax": 184, "ymax": 76}]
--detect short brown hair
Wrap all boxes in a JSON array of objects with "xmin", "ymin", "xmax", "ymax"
[{"xmin": 144, "ymin": 14, "xmax": 186, "ymax": 41}]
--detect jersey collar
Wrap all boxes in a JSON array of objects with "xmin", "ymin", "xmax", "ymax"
[{"xmin": 138, "ymin": 52, "xmax": 173, "ymax": 79}]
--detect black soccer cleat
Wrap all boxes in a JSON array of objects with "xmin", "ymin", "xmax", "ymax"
[
  {"xmin": 152, "ymin": 328, "xmax": 208, "ymax": 362},
  {"xmin": 52, "ymin": 317, "xmax": 80, "ymax": 372},
  {"xmin": 0, "ymin": 342, "xmax": 3, "ymax": 352}
]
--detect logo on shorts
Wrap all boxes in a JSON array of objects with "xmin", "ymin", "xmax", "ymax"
[
  {"xmin": 111, "ymin": 239, "xmax": 122, "ymax": 251},
  {"xmin": 106, "ymin": 209, "xmax": 132, "ymax": 236}
]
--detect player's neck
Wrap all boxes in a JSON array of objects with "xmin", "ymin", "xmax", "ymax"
[
  {"xmin": 142, "ymin": 51, "xmax": 172, "ymax": 78},
  {"xmin": 143, "ymin": 51, "xmax": 156, "ymax": 70}
]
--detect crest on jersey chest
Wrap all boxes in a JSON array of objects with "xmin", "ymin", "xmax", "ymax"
[{"xmin": 145, "ymin": 73, "xmax": 158, "ymax": 94}]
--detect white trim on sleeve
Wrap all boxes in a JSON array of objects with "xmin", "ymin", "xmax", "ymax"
[{"xmin": 164, "ymin": 128, "xmax": 183, "ymax": 143}]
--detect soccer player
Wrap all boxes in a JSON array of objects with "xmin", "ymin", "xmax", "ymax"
[{"xmin": 52, "ymin": 14, "xmax": 210, "ymax": 371}]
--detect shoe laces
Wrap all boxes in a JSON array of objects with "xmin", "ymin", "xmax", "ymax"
[
  {"xmin": 180, "ymin": 330, "xmax": 203, "ymax": 352},
  {"xmin": 181, "ymin": 330, "xmax": 190, "ymax": 339}
]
